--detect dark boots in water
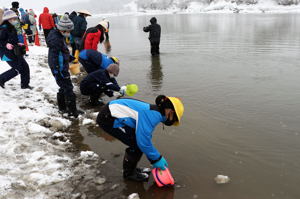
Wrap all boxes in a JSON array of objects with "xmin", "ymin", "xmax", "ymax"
[
  {"xmin": 66, "ymin": 93, "xmax": 84, "ymax": 118},
  {"xmin": 123, "ymin": 148, "xmax": 149, "ymax": 182},
  {"xmin": 89, "ymin": 95, "xmax": 104, "ymax": 106},
  {"xmin": 57, "ymin": 92, "xmax": 67, "ymax": 113}
]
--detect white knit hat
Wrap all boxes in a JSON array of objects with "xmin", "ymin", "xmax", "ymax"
[
  {"xmin": 57, "ymin": 14, "xmax": 74, "ymax": 31},
  {"xmin": 2, "ymin": 9, "xmax": 18, "ymax": 21}
]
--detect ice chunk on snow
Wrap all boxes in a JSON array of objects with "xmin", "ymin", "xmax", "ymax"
[
  {"xmin": 128, "ymin": 193, "xmax": 140, "ymax": 199},
  {"xmin": 82, "ymin": 118, "xmax": 95, "ymax": 125},
  {"xmin": 214, "ymin": 175, "xmax": 230, "ymax": 184},
  {"xmin": 80, "ymin": 151, "xmax": 99, "ymax": 159},
  {"xmin": 27, "ymin": 122, "xmax": 52, "ymax": 134}
]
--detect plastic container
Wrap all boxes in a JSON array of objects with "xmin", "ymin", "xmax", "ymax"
[
  {"xmin": 69, "ymin": 63, "xmax": 80, "ymax": 75},
  {"xmin": 152, "ymin": 168, "xmax": 175, "ymax": 187}
]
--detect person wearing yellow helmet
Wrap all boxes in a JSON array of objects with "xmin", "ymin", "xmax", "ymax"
[
  {"xmin": 79, "ymin": 49, "xmax": 119, "ymax": 74},
  {"xmin": 96, "ymin": 95, "xmax": 184, "ymax": 182}
]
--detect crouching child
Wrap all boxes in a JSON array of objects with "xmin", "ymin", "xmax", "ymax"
[{"xmin": 80, "ymin": 63, "xmax": 124, "ymax": 106}]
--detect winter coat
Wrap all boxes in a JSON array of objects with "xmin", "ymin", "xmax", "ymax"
[
  {"xmin": 47, "ymin": 29, "xmax": 70, "ymax": 76},
  {"xmin": 69, "ymin": 12, "xmax": 77, "ymax": 22},
  {"xmin": 81, "ymin": 25, "xmax": 105, "ymax": 50},
  {"xmin": 28, "ymin": 12, "xmax": 37, "ymax": 34},
  {"xmin": 71, "ymin": 15, "xmax": 87, "ymax": 38},
  {"xmin": 106, "ymin": 98, "xmax": 166, "ymax": 162},
  {"xmin": 0, "ymin": 23, "xmax": 19, "ymax": 61},
  {"xmin": 79, "ymin": 49, "xmax": 114, "ymax": 70},
  {"xmin": 39, "ymin": 7, "xmax": 55, "ymax": 30},
  {"xmin": 143, "ymin": 18, "xmax": 161, "ymax": 43},
  {"xmin": 80, "ymin": 69, "xmax": 120, "ymax": 97}
]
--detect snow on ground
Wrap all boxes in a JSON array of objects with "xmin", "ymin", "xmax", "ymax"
[
  {"xmin": 0, "ymin": 46, "xmax": 104, "ymax": 198},
  {"xmin": 91, "ymin": 0, "xmax": 300, "ymax": 18}
]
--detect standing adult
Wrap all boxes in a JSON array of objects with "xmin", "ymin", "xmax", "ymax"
[
  {"xmin": 10, "ymin": 1, "xmax": 20, "ymax": 16},
  {"xmin": 28, "ymin": 10, "xmax": 37, "ymax": 44},
  {"xmin": 143, "ymin": 17, "xmax": 161, "ymax": 56},
  {"xmin": 71, "ymin": 10, "xmax": 91, "ymax": 53},
  {"xmin": 19, "ymin": 8, "xmax": 33, "ymax": 45},
  {"xmin": 38, "ymin": 7, "xmax": 55, "ymax": 46},
  {"xmin": 0, "ymin": 10, "xmax": 31, "ymax": 89},
  {"xmin": 69, "ymin": 11, "xmax": 77, "ymax": 56},
  {"xmin": 10, "ymin": 2, "xmax": 23, "ymax": 43}
]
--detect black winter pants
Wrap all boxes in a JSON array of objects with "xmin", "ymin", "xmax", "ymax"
[
  {"xmin": 150, "ymin": 41, "xmax": 160, "ymax": 56},
  {"xmin": 50, "ymin": 65, "xmax": 74, "ymax": 99},
  {"xmin": 0, "ymin": 56, "xmax": 30, "ymax": 87},
  {"xmin": 97, "ymin": 106, "xmax": 143, "ymax": 159},
  {"xmin": 79, "ymin": 58, "xmax": 99, "ymax": 74},
  {"xmin": 43, "ymin": 29, "xmax": 52, "ymax": 45}
]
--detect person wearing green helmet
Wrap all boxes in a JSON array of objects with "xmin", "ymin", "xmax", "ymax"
[{"xmin": 96, "ymin": 95, "xmax": 184, "ymax": 182}]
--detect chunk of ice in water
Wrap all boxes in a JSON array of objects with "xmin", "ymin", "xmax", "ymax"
[
  {"xmin": 128, "ymin": 193, "xmax": 140, "ymax": 199},
  {"xmin": 214, "ymin": 175, "xmax": 230, "ymax": 184}
]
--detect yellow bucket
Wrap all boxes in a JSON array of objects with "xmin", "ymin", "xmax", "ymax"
[
  {"xmin": 22, "ymin": 24, "xmax": 28, "ymax": 30},
  {"xmin": 69, "ymin": 63, "xmax": 80, "ymax": 75}
]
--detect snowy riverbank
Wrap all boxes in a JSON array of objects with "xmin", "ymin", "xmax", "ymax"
[{"xmin": 0, "ymin": 46, "xmax": 115, "ymax": 199}]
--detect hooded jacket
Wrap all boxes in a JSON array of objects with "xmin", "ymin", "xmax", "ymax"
[
  {"xmin": 143, "ymin": 17, "xmax": 161, "ymax": 43},
  {"xmin": 0, "ymin": 23, "xmax": 19, "ymax": 61},
  {"xmin": 71, "ymin": 14, "xmax": 87, "ymax": 38},
  {"xmin": 38, "ymin": 7, "xmax": 55, "ymax": 30}
]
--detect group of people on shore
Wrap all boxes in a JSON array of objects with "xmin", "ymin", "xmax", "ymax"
[{"xmin": 0, "ymin": 1, "xmax": 184, "ymax": 183}]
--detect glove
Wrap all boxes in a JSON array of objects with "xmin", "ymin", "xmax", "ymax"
[
  {"xmin": 152, "ymin": 157, "xmax": 168, "ymax": 170},
  {"xmin": 119, "ymin": 86, "xmax": 126, "ymax": 96},
  {"xmin": 6, "ymin": 43, "xmax": 14, "ymax": 50},
  {"xmin": 39, "ymin": 25, "xmax": 42, "ymax": 31}
]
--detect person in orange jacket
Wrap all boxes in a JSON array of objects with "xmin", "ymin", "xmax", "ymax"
[{"xmin": 38, "ymin": 7, "xmax": 55, "ymax": 46}]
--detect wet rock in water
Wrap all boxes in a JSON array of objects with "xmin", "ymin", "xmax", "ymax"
[
  {"xmin": 95, "ymin": 177, "xmax": 106, "ymax": 185},
  {"xmin": 214, "ymin": 175, "xmax": 230, "ymax": 184},
  {"xmin": 128, "ymin": 193, "xmax": 140, "ymax": 199},
  {"xmin": 111, "ymin": 184, "xmax": 119, "ymax": 190}
]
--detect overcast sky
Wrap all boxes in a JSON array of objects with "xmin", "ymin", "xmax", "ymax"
[{"xmin": 0, "ymin": 0, "xmax": 89, "ymax": 13}]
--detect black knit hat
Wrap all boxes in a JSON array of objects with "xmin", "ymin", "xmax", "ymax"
[{"xmin": 12, "ymin": 2, "xmax": 19, "ymax": 8}]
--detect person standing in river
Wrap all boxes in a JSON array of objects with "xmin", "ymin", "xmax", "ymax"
[
  {"xmin": 96, "ymin": 95, "xmax": 184, "ymax": 182},
  {"xmin": 143, "ymin": 17, "xmax": 161, "ymax": 56}
]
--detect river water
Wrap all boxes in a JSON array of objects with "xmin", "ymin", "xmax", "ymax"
[{"xmin": 74, "ymin": 14, "xmax": 300, "ymax": 199}]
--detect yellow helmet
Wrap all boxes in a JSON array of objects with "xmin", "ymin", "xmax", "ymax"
[
  {"xmin": 111, "ymin": 56, "xmax": 119, "ymax": 64},
  {"xmin": 167, "ymin": 97, "xmax": 184, "ymax": 126}
]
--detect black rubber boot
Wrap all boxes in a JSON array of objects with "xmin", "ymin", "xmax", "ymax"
[
  {"xmin": 57, "ymin": 92, "xmax": 67, "ymax": 113},
  {"xmin": 89, "ymin": 95, "xmax": 104, "ymax": 106},
  {"xmin": 66, "ymin": 94, "xmax": 84, "ymax": 118},
  {"xmin": 123, "ymin": 148, "xmax": 149, "ymax": 182},
  {"xmin": 0, "ymin": 80, "xmax": 4, "ymax": 88}
]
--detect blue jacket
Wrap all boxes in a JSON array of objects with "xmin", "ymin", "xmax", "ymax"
[
  {"xmin": 47, "ymin": 29, "xmax": 70, "ymax": 76},
  {"xmin": 79, "ymin": 49, "xmax": 113, "ymax": 70},
  {"xmin": 0, "ymin": 24, "xmax": 18, "ymax": 61},
  {"xmin": 108, "ymin": 99, "xmax": 166, "ymax": 161}
]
